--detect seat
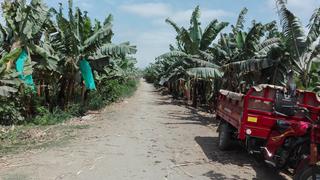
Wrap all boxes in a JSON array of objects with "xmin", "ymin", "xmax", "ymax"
[{"xmin": 274, "ymin": 90, "xmax": 297, "ymax": 117}]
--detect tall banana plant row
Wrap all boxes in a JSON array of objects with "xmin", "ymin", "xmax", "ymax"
[
  {"xmin": 144, "ymin": 1, "xmax": 320, "ymax": 110},
  {"xmin": 0, "ymin": 0, "xmax": 138, "ymax": 124}
]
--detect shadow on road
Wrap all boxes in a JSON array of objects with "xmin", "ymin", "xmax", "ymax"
[
  {"xmin": 155, "ymin": 95, "xmax": 218, "ymax": 126},
  {"xmin": 154, "ymin": 92, "xmax": 289, "ymax": 180},
  {"xmin": 195, "ymin": 136, "xmax": 288, "ymax": 180}
]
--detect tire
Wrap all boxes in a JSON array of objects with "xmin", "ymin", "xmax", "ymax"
[
  {"xmin": 218, "ymin": 121, "xmax": 232, "ymax": 150},
  {"xmin": 294, "ymin": 165, "xmax": 320, "ymax": 180}
]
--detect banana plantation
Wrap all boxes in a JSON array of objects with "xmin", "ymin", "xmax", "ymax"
[
  {"xmin": 1, "ymin": 0, "xmax": 320, "ymax": 179},
  {"xmin": 0, "ymin": 0, "xmax": 139, "ymax": 125},
  {"xmin": 144, "ymin": 0, "xmax": 320, "ymax": 109}
]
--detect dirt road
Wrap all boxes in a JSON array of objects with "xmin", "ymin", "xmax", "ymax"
[{"xmin": 0, "ymin": 80, "xmax": 289, "ymax": 180}]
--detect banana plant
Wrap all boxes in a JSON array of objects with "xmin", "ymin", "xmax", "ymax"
[
  {"xmin": 154, "ymin": 6, "xmax": 229, "ymax": 106},
  {"xmin": 158, "ymin": 6, "xmax": 228, "ymax": 83},
  {"xmin": 49, "ymin": 0, "xmax": 136, "ymax": 106},
  {"xmin": 212, "ymin": 8, "xmax": 282, "ymax": 90},
  {"xmin": 276, "ymin": 0, "xmax": 320, "ymax": 88},
  {"xmin": 0, "ymin": 50, "xmax": 23, "ymax": 97},
  {"xmin": 1, "ymin": 0, "xmax": 59, "ymax": 90}
]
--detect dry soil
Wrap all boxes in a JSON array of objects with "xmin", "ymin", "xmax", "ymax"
[{"xmin": 0, "ymin": 80, "xmax": 290, "ymax": 180}]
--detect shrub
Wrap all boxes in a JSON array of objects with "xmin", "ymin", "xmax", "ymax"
[
  {"xmin": 0, "ymin": 97, "xmax": 24, "ymax": 125},
  {"xmin": 31, "ymin": 107, "xmax": 72, "ymax": 125},
  {"xmin": 1, "ymin": 79, "xmax": 139, "ymax": 126},
  {"xmin": 66, "ymin": 103, "xmax": 86, "ymax": 117},
  {"xmin": 87, "ymin": 79, "xmax": 138, "ymax": 109},
  {"xmin": 87, "ymin": 92, "xmax": 105, "ymax": 110}
]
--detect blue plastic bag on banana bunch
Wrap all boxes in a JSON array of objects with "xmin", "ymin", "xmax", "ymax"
[
  {"xmin": 79, "ymin": 59, "xmax": 96, "ymax": 90},
  {"xmin": 15, "ymin": 49, "xmax": 35, "ymax": 90}
]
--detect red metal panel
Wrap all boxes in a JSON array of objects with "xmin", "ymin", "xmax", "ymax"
[
  {"xmin": 248, "ymin": 95, "xmax": 274, "ymax": 102},
  {"xmin": 217, "ymin": 85, "xmax": 320, "ymax": 141},
  {"xmin": 244, "ymin": 125, "xmax": 271, "ymax": 139},
  {"xmin": 217, "ymin": 109, "xmax": 239, "ymax": 128}
]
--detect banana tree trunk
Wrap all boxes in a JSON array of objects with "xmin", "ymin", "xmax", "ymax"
[
  {"xmin": 58, "ymin": 76, "xmax": 67, "ymax": 108},
  {"xmin": 81, "ymin": 83, "xmax": 86, "ymax": 105},
  {"xmin": 66, "ymin": 76, "xmax": 75, "ymax": 105},
  {"xmin": 37, "ymin": 84, "xmax": 41, "ymax": 96},
  {"xmin": 44, "ymin": 84, "xmax": 51, "ymax": 110},
  {"xmin": 271, "ymin": 64, "xmax": 279, "ymax": 85},
  {"xmin": 200, "ymin": 80, "xmax": 207, "ymax": 105},
  {"xmin": 184, "ymin": 87, "xmax": 191, "ymax": 104},
  {"xmin": 175, "ymin": 81, "xmax": 179, "ymax": 98},
  {"xmin": 179, "ymin": 80, "xmax": 184, "ymax": 98},
  {"xmin": 192, "ymin": 79, "xmax": 198, "ymax": 108},
  {"xmin": 6, "ymin": 40, "xmax": 22, "ymax": 71}
]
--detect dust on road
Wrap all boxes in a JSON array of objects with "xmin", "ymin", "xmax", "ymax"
[{"xmin": 0, "ymin": 80, "xmax": 289, "ymax": 180}]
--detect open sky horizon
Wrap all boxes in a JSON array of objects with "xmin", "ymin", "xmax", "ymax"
[{"xmin": 1, "ymin": 0, "xmax": 320, "ymax": 68}]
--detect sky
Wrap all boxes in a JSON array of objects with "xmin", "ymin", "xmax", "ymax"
[{"xmin": 1, "ymin": 0, "xmax": 320, "ymax": 68}]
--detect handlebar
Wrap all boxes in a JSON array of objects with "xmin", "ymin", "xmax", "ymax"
[
  {"xmin": 274, "ymin": 106, "xmax": 314, "ymax": 123},
  {"xmin": 294, "ymin": 106, "xmax": 313, "ymax": 122}
]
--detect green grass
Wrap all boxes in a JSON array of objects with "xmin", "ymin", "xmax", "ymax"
[
  {"xmin": 25, "ymin": 79, "xmax": 139, "ymax": 126},
  {"xmin": 3, "ymin": 174, "xmax": 30, "ymax": 180},
  {"xmin": 119, "ymin": 79, "xmax": 139, "ymax": 98},
  {"xmin": 0, "ymin": 79, "xmax": 139, "ymax": 156},
  {"xmin": 30, "ymin": 108, "xmax": 72, "ymax": 126},
  {"xmin": 0, "ymin": 80, "xmax": 139, "ymax": 156},
  {"xmin": 70, "ymin": 124, "xmax": 90, "ymax": 129},
  {"xmin": 0, "ymin": 124, "xmax": 85, "ymax": 156},
  {"xmin": 87, "ymin": 79, "xmax": 139, "ymax": 110}
]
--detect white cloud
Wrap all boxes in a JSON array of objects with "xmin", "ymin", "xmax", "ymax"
[
  {"xmin": 172, "ymin": 9, "xmax": 232, "ymax": 25},
  {"xmin": 103, "ymin": 0, "xmax": 117, "ymax": 5},
  {"xmin": 73, "ymin": 0, "xmax": 94, "ymax": 9},
  {"xmin": 267, "ymin": 0, "xmax": 319, "ymax": 22},
  {"xmin": 120, "ymin": 2, "xmax": 232, "ymax": 24},
  {"xmin": 287, "ymin": 0, "xmax": 319, "ymax": 13},
  {"xmin": 202, "ymin": 9, "xmax": 232, "ymax": 20},
  {"xmin": 118, "ymin": 3, "xmax": 233, "ymax": 68},
  {"xmin": 120, "ymin": 3, "xmax": 171, "ymax": 18},
  {"xmin": 113, "ymin": 25, "xmax": 176, "ymax": 68},
  {"xmin": 134, "ymin": 30, "xmax": 175, "ymax": 68}
]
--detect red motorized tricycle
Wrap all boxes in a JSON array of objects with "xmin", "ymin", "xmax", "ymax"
[{"xmin": 217, "ymin": 84, "xmax": 320, "ymax": 180}]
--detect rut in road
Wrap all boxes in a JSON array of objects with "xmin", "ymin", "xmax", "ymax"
[{"xmin": 0, "ymin": 80, "xmax": 289, "ymax": 180}]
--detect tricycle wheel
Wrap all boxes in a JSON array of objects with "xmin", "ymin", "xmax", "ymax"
[
  {"xmin": 294, "ymin": 165, "xmax": 320, "ymax": 180},
  {"xmin": 218, "ymin": 121, "xmax": 232, "ymax": 150}
]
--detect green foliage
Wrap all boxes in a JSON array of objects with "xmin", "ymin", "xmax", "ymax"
[
  {"xmin": 276, "ymin": 0, "xmax": 320, "ymax": 88},
  {"xmin": 0, "ymin": 86, "xmax": 39, "ymax": 125},
  {"xmin": 86, "ymin": 78, "xmax": 138, "ymax": 110},
  {"xmin": 147, "ymin": 2, "xmax": 320, "ymax": 108},
  {"xmin": 25, "ymin": 79, "xmax": 138, "ymax": 126},
  {"xmin": 66, "ymin": 103, "xmax": 86, "ymax": 117},
  {"xmin": 87, "ymin": 92, "xmax": 105, "ymax": 110},
  {"xmin": 0, "ymin": 97, "xmax": 24, "ymax": 125},
  {"xmin": 144, "ymin": 66, "xmax": 159, "ymax": 84},
  {"xmin": 187, "ymin": 67, "xmax": 222, "ymax": 79},
  {"xmin": 1, "ymin": 0, "xmax": 49, "ymax": 40},
  {"xmin": 31, "ymin": 107, "xmax": 72, "ymax": 125},
  {"xmin": 153, "ymin": 5, "xmax": 228, "ymax": 88},
  {"xmin": 119, "ymin": 79, "xmax": 138, "ymax": 97},
  {"xmin": 0, "ymin": 0, "xmax": 138, "ymax": 126}
]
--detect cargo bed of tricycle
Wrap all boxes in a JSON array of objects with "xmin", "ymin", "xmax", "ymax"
[
  {"xmin": 216, "ymin": 84, "xmax": 320, "ymax": 179},
  {"xmin": 217, "ymin": 84, "xmax": 320, "ymax": 140}
]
